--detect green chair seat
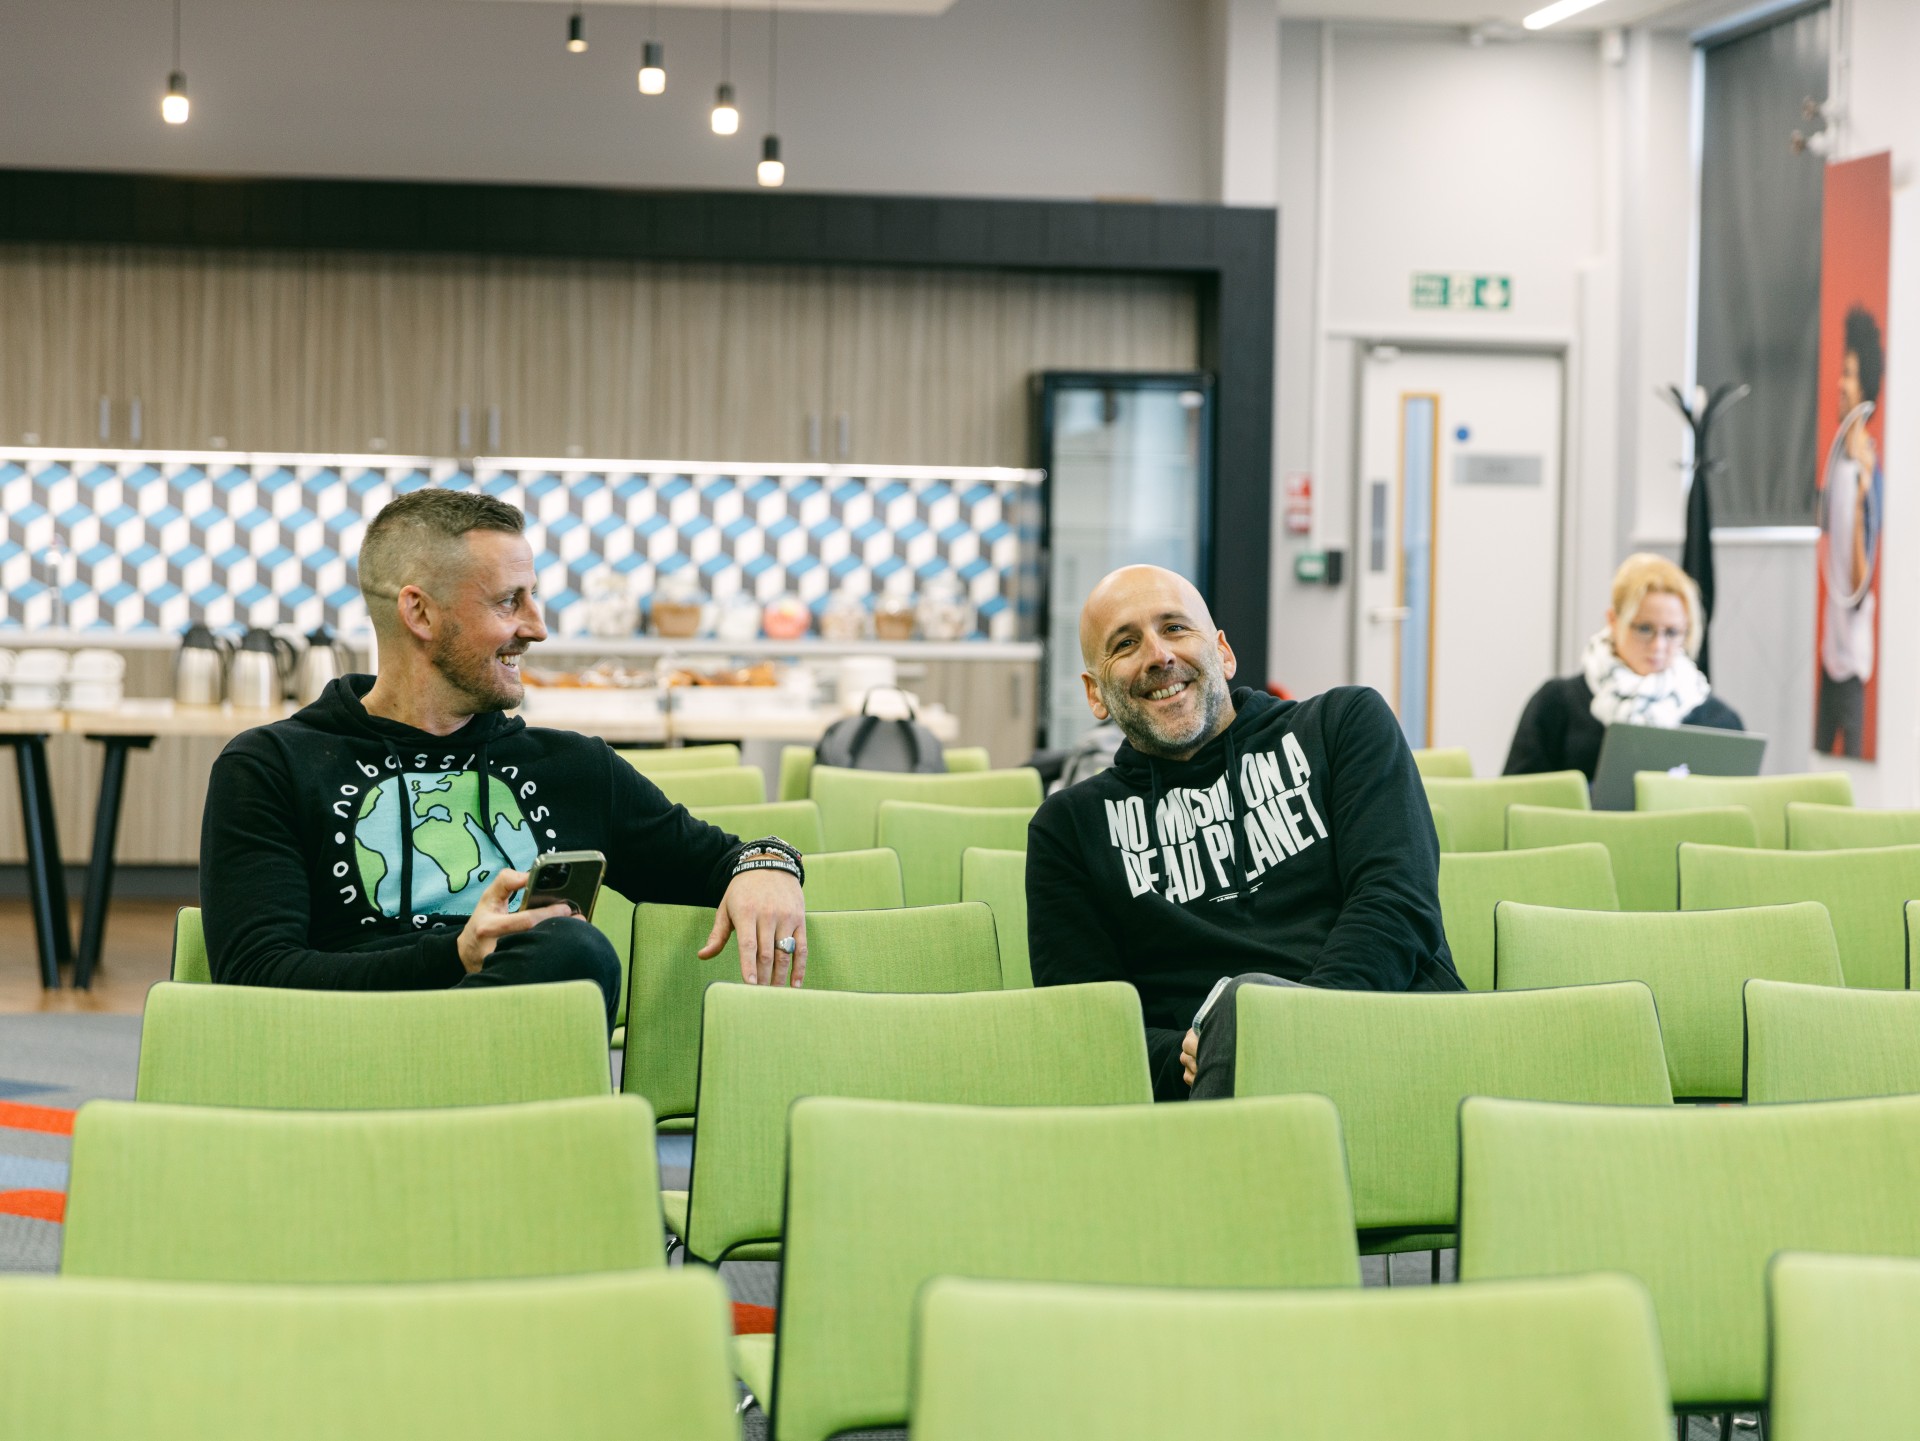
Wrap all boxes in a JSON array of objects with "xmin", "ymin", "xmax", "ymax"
[
  {"xmin": 1234, "ymin": 982, "xmax": 1671, "ymax": 1243},
  {"xmin": 961, "ymin": 847, "xmax": 1030, "ymax": 988},
  {"xmin": 63, "ymin": 1096, "xmax": 662, "ymax": 1281},
  {"xmin": 616, "ymin": 744, "xmax": 741, "ymax": 774},
  {"xmin": 0, "ymin": 1270, "xmax": 738, "ymax": 1441},
  {"xmin": 1491, "ymin": 901, "xmax": 1842, "ymax": 1100},
  {"xmin": 765, "ymin": 1095, "xmax": 1359, "ymax": 1441},
  {"xmin": 1743, "ymin": 978, "xmax": 1920, "ymax": 1102},
  {"xmin": 1679, "ymin": 842, "xmax": 1920, "ymax": 990},
  {"xmin": 1437, "ymin": 844, "xmax": 1618, "ymax": 991},
  {"xmin": 1411, "ymin": 747, "xmax": 1474, "ymax": 779},
  {"xmin": 650, "ymin": 766, "xmax": 768, "ymax": 807},
  {"xmin": 621, "ymin": 902, "xmax": 1005, "ymax": 1126},
  {"xmin": 1458, "ymin": 1093, "xmax": 1920, "ymax": 1408},
  {"xmin": 662, "ymin": 1189, "xmax": 687, "ymax": 1240},
  {"xmin": 136, "ymin": 980, "xmax": 612, "ymax": 1108},
  {"xmin": 1769, "ymin": 1252, "xmax": 1920, "ymax": 1440},
  {"xmin": 1786, "ymin": 802, "xmax": 1920, "ymax": 849},
  {"xmin": 910, "ymin": 1273, "xmax": 1674, "ymax": 1441},
  {"xmin": 1635, "ymin": 772, "xmax": 1853, "ymax": 850},
  {"xmin": 1507, "ymin": 805, "xmax": 1758, "ymax": 911},
  {"xmin": 734, "ymin": 1335, "xmax": 776, "ymax": 1411},
  {"xmin": 688, "ymin": 800, "xmax": 825, "ymax": 854},
  {"xmin": 877, "ymin": 801, "xmax": 1035, "ymax": 907},
  {"xmin": 943, "ymin": 747, "xmax": 992, "ymax": 772},
  {"xmin": 810, "ymin": 766, "xmax": 1043, "ymax": 852},
  {"xmin": 1422, "ymin": 773, "xmax": 1588, "ymax": 853},
  {"xmin": 171, "ymin": 906, "xmax": 209, "ymax": 983}
]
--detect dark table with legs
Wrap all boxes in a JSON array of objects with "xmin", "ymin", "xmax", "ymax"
[{"xmin": 2, "ymin": 720, "xmax": 72, "ymax": 989}]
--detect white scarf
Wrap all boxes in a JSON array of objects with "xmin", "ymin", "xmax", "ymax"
[{"xmin": 1582, "ymin": 628, "xmax": 1711, "ymax": 730}]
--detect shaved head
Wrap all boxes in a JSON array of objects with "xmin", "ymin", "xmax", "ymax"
[
  {"xmin": 1079, "ymin": 566, "xmax": 1217, "ymax": 668},
  {"xmin": 1078, "ymin": 565, "xmax": 1236, "ymax": 761}
]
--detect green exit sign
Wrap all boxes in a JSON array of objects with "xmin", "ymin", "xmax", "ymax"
[{"xmin": 1411, "ymin": 272, "xmax": 1513, "ymax": 311}]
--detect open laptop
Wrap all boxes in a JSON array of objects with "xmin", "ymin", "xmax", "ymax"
[{"xmin": 1589, "ymin": 722, "xmax": 1768, "ymax": 811}]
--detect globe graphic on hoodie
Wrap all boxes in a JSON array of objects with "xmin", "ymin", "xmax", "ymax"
[{"xmin": 353, "ymin": 769, "xmax": 539, "ymax": 920}]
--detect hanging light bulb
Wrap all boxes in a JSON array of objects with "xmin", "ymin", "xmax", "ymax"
[
  {"xmin": 757, "ymin": 134, "xmax": 785, "ymax": 187},
  {"xmin": 566, "ymin": 4, "xmax": 587, "ymax": 53},
  {"xmin": 711, "ymin": 82, "xmax": 739, "ymax": 135},
  {"xmin": 638, "ymin": 40, "xmax": 666, "ymax": 94},
  {"xmin": 161, "ymin": 0, "xmax": 189, "ymax": 124}
]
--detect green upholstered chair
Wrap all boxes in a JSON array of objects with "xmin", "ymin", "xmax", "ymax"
[
  {"xmin": 810, "ymin": 765, "xmax": 1043, "ymax": 852},
  {"xmin": 0, "ymin": 1270, "xmax": 737, "ymax": 1441},
  {"xmin": 1678, "ymin": 842, "xmax": 1920, "ymax": 990},
  {"xmin": 671, "ymin": 982, "xmax": 1152, "ymax": 1266},
  {"xmin": 616, "ymin": 744, "xmax": 741, "ymax": 774},
  {"xmin": 688, "ymin": 799, "xmax": 826, "ymax": 854},
  {"xmin": 1786, "ymin": 802, "xmax": 1920, "ymax": 850},
  {"xmin": 621, "ymin": 901, "xmax": 1005, "ymax": 1132},
  {"xmin": 1234, "ymin": 982, "xmax": 1670, "ymax": 1254},
  {"xmin": 779, "ymin": 745, "xmax": 997, "ymax": 804},
  {"xmin": 171, "ymin": 906, "xmax": 209, "ymax": 983},
  {"xmin": 753, "ymin": 1095, "xmax": 1359, "ymax": 1441},
  {"xmin": 1430, "ymin": 807, "xmax": 1452, "ymax": 851},
  {"xmin": 592, "ymin": 888, "xmax": 636, "ymax": 987},
  {"xmin": 1411, "ymin": 747, "xmax": 1474, "ymax": 779},
  {"xmin": 1421, "ymin": 772, "xmax": 1588, "ymax": 853},
  {"xmin": 943, "ymin": 746, "xmax": 992, "ymax": 772},
  {"xmin": 796, "ymin": 847, "xmax": 905, "ymax": 911},
  {"xmin": 1634, "ymin": 771, "xmax": 1853, "ymax": 850},
  {"xmin": 1507, "ymin": 805, "xmax": 1758, "ymax": 911},
  {"xmin": 62, "ymin": 1095, "xmax": 662, "ymax": 1281},
  {"xmin": 1768, "ymin": 1252, "xmax": 1920, "ymax": 1441},
  {"xmin": 877, "ymin": 801, "xmax": 1035, "ymax": 907},
  {"xmin": 136, "ymin": 980, "xmax": 612, "ymax": 1108},
  {"xmin": 1491, "ymin": 901, "xmax": 1842, "ymax": 1100},
  {"xmin": 1743, "ymin": 978, "xmax": 1920, "ymax": 1103},
  {"xmin": 1436, "ymin": 844, "xmax": 1619, "ymax": 991},
  {"xmin": 649, "ymin": 765, "xmax": 767, "ymax": 807},
  {"xmin": 910, "ymin": 1273, "xmax": 1674, "ymax": 1441},
  {"xmin": 1457, "ymin": 1093, "xmax": 1920, "ymax": 1411},
  {"xmin": 961, "ymin": 846, "xmax": 1031, "ymax": 988}
]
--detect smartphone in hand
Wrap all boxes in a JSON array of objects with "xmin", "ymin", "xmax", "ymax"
[{"xmin": 523, "ymin": 849, "xmax": 606, "ymax": 921}]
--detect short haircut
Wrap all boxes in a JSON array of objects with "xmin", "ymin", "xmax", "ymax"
[
  {"xmin": 357, "ymin": 488, "xmax": 525, "ymax": 615},
  {"xmin": 1845, "ymin": 306, "xmax": 1884, "ymax": 407},
  {"xmin": 1610, "ymin": 552, "xmax": 1703, "ymax": 659}
]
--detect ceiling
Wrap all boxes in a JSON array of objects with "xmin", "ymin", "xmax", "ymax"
[
  {"xmin": 464, "ymin": 0, "xmax": 958, "ymax": 11},
  {"xmin": 1275, "ymin": 0, "xmax": 1773, "ymax": 32}
]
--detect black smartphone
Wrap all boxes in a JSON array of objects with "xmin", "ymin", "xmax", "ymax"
[{"xmin": 523, "ymin": 849, "xmax": 606, "ymax": 921}]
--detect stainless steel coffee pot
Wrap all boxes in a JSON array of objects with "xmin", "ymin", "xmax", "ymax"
[
  {"xmin": 296, "ymin": 624, "xmax": 349, "ymax": 705},
  {"xmin": 231, "ymin": 628, "xmax": 296, "ymax": 711},
  {"xmin": 172, "ymin": 622, "xmax": 230, "ymax": 707}
]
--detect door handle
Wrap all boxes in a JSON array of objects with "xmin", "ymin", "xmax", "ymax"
[{"xmin": 1367, "ymin": 606, "xmax": 1412, "ymax": 623}]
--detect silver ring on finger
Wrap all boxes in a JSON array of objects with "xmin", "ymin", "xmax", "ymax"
[{"xmin": 776, "ymin": 935, "xmax": 797, "ymax": 955}]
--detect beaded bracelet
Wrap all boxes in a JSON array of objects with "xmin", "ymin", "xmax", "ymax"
[
  {"xmin": 735, "ymin": 835, "xmax": 806, "ymax": 885},
  {"xmin": 732, "ymin": 855, "xmax": 804, "ymax": 884}
]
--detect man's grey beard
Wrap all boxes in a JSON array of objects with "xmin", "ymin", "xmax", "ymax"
[{"xmin": 1097, "ymin": 650, "xmax": 1230, "ymax": 760}]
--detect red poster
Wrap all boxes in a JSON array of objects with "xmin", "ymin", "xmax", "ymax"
[{"xmin": 1814, "ymin": 152, "xmax": 1892, "ymax": 761}]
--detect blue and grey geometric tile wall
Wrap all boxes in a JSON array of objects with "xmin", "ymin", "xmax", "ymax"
[{"xmin": 0, "ymin": 451, "xmax": 1043, "ymax": 639}]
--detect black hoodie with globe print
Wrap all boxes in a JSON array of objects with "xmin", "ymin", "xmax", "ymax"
[
  {"xmin": 1027, "ymin": 684, "xmax": 1460, "ymax": 1100},
  {"xmin": 200, "ymin": 673, "xmax": 748, "ymax": 990}
]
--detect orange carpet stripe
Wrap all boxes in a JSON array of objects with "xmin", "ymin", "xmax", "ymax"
[
  {"xmin": 732, "ymin": 1302, "xmax": 775, "ymax": 1335},
  {"xmin": 0, "ymin": 1101, "xmax": 75, "ymax": 1136},
  {"xmin": 0, "ymin": 1189, "xmax": 65, "ymax": 1223}
]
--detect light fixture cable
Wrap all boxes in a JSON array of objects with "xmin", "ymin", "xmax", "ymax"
[
  {"xmin": 162, "ymin": 0, "xmax": 190, "ymax": 124},
  {"xmin": 639, "ymin": 0, "xmax": 665, "ymax": 93},
  {"xmin": 758, "ymin": 0, "xmax": 784, "ymax": 186},
  {"xmin": 711, "ymin": 0, "xmax": 739, "ymax": 135}
]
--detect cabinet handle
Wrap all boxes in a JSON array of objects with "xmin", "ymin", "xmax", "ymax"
[
  {"xmin": 98, "ymin": 396, "xmax": 111, "ymax": 442},
  {"xmin": 805, "ymin": 413, "xmax": 821, "ymax": 460},
  {"xmin": 487, "ymin": 406, "xmax": 501, "ymax": 452},
  {"xmin": 835, "ymin": 413, "xmax": 850, "ymax": 459},
  {"xmin": 129, "ymin": 396, "xmax": 142, "ymax": 445},
  {"xmin": 457, "ymin": 406, "xmax": 471, "ymax": 452}
]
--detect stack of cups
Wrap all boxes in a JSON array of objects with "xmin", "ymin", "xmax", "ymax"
[
  {"xmin": 67, "ymin": 649, "xmax": 126, "ymax": 710},
  {"xmin": 8, "ymin": 649, "xmax": 68, "ymax": 710}
]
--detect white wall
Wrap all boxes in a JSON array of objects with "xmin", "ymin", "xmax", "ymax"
[{"xmin": 0, "ymin": 0, "xmax": 1209, "ymax": 202}]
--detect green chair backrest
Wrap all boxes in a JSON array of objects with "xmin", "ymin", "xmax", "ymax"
[
  {"xmin": 1422, "ymin": 772, "xmax": 1588, "ymax": 853},
  {"xmin": 1492, "ymin": 901, "xmax": 1842, "ymax": 1100},
  {"xmin": 1679, "ymin": 842, "xmax": 1920, "ymax": 991},
  {"xmin": 1235, "ymin": 982, "xmax": 1671, "ymax": 1241},
  {"xmin": 1786, "ymin": 802, "xmax": 1920, "ymax": 850},
  {"xmin": 810, "ymin": 766, "xmax": 1044, "ymax": 852},
  {"xmin": 780, "ymin": 745, "xmax": 994, "ymax": 804},
  {"xmin": 876, "ymin": 801, "xmax": 1035, "ymax": 907},
  {"xmin": 910, "ymin": 1273, "xmax": 1674, "ymax": 1441},
  {"xmin": 1436, "ymin": 844, "xmax": 1619, "ymax": 991},
  {"xmin": 136, "ymin": 980, "xmax": 612, "ymax": 1108},
  {"xmin": 1743, "ymin": 978, "xmax": 1920, "ymax": 1103},
  {"xmin": 649, "ymin": 765, "xmax": 767, "ymax": 807},
  {"xmin": 1634, "ymin": 771, "xmax": 1853, "ymax": 850},
  {"xmin": 0, "ymin": 1270, "xmax": 737, "ymax": 1441},
  {"xmin": 171, "ymin": 906, "xmax": 208, "ymax": 983},
  {"xmin": 63, "ymin": 1096, "xmax": 662, "ymax": 1281},
  {"xmin": 1458, "ymin": 1093, "xmax": 1920, "ymax": 1408},
  {"xmin": 943, "ymin": 746, "xmax": 991, "ymax": 772},
  {"xmin": 616, "ymin": 744, "xmax": 741, "ymax": 774},
  {"xmin": 961, "ymin": 846, "xmax": 1030, "ymax": 988},
  {"xmin": 798, "ymin": 848, "xmax": 905, "ymax": 911},
  {"xmin": 593, "ymin": 887, "xmax": 635, "ymax": 991},
  {"xmin": 768, "ymin": 1095, "xmax": 1360, "ymax": 1441},
  {"xmin": 679, "ymin": 982, "xmax": 1152, "ymax": 1264},
  {"xmin": 1768, "ymin": 1252, "xmax": 1920, "ymax": 1441},
  {"xmin": 621, "ymin": 902, "xmax": 1005, "ymax": 1126},
  {"xmin": 1412, "ymin": 747, "xmax": 1474, "ymax": 779},
  {"xmin": 1507, "ymin": 805, "xmax": 1759, "ymax": 911},
  {"xmin": 688, "ymin": 800, "xmax": 826, "ymax": 854},
  {"xmin": 1430, "ymin": 807, "xmax": 1452, "ymax": 851}
]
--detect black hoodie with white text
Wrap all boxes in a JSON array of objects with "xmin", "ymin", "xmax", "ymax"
[{"xmin": 1026, "ymin": 685, "xmax": 1460, "ymax": 1099}]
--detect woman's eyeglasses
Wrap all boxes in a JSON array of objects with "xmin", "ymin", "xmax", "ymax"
[{"xmin": 1628, "ymin": 623, "xmax": 1687, "ymax": 645}]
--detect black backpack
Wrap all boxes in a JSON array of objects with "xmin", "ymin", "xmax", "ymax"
[{"xmin": 814, "ymin": 689, "xmax": 948, "ymax": 773}]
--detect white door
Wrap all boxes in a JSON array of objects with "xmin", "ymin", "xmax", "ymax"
[{"xmin": 1353, "ymin": 347, "xmax": 1564, "ymax": 776}]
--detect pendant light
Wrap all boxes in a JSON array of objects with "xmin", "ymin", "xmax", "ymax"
[
  {"xmin": 638, "ymin": 0, "xmax": 665, "ymax": 93},
  {"xmin": 566, "ymin": 3, "xmax": 587, "ymax": 53},
  {"xmin": 756, "ymin": 0, "xmax": 784, "ymax": 186},
  {"xmin": 710, "ymin": 1, "xmax": 739, "ymax": 135},
  {"xmin": 161, "ymin": 0, "xmax": 189, "ymax": 124}
]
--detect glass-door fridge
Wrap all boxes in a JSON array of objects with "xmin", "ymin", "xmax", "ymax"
[{"xmin": 1031, "ymin": 371, "xmax": 1214, "ymax": 750}]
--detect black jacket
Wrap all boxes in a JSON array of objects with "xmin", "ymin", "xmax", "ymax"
[
  {"xmin": 200, "ymin": 674, "xmax": 747, "ymax": 990},
  {"xmin": 1503, "ymin": 674, "xmax": 1744, "ymax": 781},
  {"xmin": 1026, "ymin": 686, "xmax": 1461, "ymax": 1100}
]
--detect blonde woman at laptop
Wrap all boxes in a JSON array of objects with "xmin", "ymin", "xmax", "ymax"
[{"xmin": 1503, "ymin": 553, "xmax": 1744, "ymax": 780}]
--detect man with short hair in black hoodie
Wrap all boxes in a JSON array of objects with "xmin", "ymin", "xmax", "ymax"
[
  {"xmin": 200, "ymin": 488, "xmax": 808, "ymax": 1029},
  {"xmin": 1027, "ymin": 565, "xmax": 1460, "ymax": 1101}
]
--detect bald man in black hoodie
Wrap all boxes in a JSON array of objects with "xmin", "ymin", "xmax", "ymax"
[{"xmin": 1026, "ymin": 566, "xmax": 1460, "ymax": 1100}]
